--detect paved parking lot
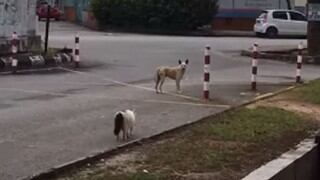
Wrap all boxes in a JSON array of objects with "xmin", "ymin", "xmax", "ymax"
[{"xmin": 0, "ymin": 22, "xmax": 319, "ymax": 180}]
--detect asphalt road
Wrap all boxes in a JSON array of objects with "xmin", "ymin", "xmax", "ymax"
[{"xmin": 0, "ymin": 21, "xmax": 319, "ymax": 180}]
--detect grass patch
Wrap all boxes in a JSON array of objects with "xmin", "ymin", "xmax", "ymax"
[
  {"xmin": 289, "ymin": 79, "xmax": 320, "ymax": 104},
  {"xmin": 67, "ymin": 170, "xmax": 166, "ymax": 180},
  {"xmin": 206, "ymin": 107, "xmax": 310, "ymax": 142},
  {"xmin": 58, "ymin": 106, "xmax": 318, "ymax": 180},
  {"xmin": 144, "ymin": 107, "xmax": 315, "ymax": 173}
]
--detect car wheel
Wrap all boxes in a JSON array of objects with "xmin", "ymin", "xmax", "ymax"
[
  {"xmin": 55, "ymin": 17, "xmax": 60, "ymax": 21},
  {"xmin": 266, "ymin": 27, "xmax": 278, "ymax": 38}
]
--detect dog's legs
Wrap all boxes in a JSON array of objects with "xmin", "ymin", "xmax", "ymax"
[
  {"xmin": 130, "ymin": 127, "xmax": 133, "ymax": 137},
  {"xmin": 176, "ymin": 79, "xmax": 182, "ymax": 93},
  {"xmin": 155, "ymin": 80, "xmax": 159, "ymax": 94},
  {"xmin": 122, "ymin": 130, "xmax": 126, "ymax": 140},
  {"xmin": 155, "ymin": 70, "xmax": 161, "ymax": 93},
  {"xmin": 127, "ymin": 129, "xmax": 130, "ymax": 139},
  {"xmin": 159, "ymin": 77, "xmax": 165, "ymax": 93}
]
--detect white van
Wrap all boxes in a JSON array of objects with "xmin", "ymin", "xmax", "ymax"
[{"xmin": 254, "ymin": 9, "xmax": 307, "ymax": 38}]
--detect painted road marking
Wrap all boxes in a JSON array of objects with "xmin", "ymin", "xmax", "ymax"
[
  {"xmin": 58, "ymin": 67, "xmax": 210, "ymax": 102},
  {"xmin": 0, "ymin": 67, "xmax": 59, "ymax": 75},
  {"xmin": 142, "ymin": 99, "xmax": 230, "ymax": 108},
  {"xmin": 0, "ymin": 87, "xmax": 230, "ymax": 108},
  {"xmin": 0, "ymin": 87, "xmax": 66, "ymax": 96}
]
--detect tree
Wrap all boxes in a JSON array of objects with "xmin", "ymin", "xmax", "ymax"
[
  {"xmin": 308, "ymin": 0, "xmax": 320, "ymax": 57},
  {"xmin": 91, "ymin": 0, "xmax": 219, "ymax": 31}
]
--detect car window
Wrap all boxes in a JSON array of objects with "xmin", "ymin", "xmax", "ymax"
[
  {"xmin": 273, "ymin": 11, "xmax": 288, "ymax": 20},
  {"xmin": 289, "ymin": 12, "xmax": 307, "ymax": 21},
  {"xmin": 258, "ymin": 11, "xmax": 267, "ymax": 18}
]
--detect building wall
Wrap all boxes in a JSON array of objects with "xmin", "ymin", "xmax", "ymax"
[
  {"xmin": 218, "ymin": 0, "xmax": 292, "ymax": 9},
  {"xmin": 213, "ymin": 0, "xmax": 295, "ymax": 31},
  {"xmin": 0, "ymin": 0, "xmax": 41, "ymax": 54},
  {"xmin": 62, "ymin": 0, "xmax": 97, "ymax": 29},
  {"xmin": 294, "ymin": 0, "xmax": 307, "ymax": 13},
  {"xmin": 0, "ymin": 0, "xmax": 37, "ymax": 37},
  {"xmin": 295, "ymin": 0, "xmax": 307, "ymax": 7}
]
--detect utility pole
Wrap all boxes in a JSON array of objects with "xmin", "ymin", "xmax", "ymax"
[
  {"xmin": 286, "ymin": 0, "xmax": 292, "ymax": 9},
  {"xmin": 307, "ymin": 0, "xmax": 320, "ymax": 57},
  {"xmin": 44, "ymin": 5, "xmax": 51, "ymax": 55}
]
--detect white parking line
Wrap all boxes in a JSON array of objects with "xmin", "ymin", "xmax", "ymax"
[
  {"xmin": 142, "ymin": 99, "xmax": 230, "ymax": 108},
  {"xmin": 58, "ymin": 67, "xmax": 208, "ymax": 102},
  {"xmin": 0, "ymin": 87, "xmax": 230, "ymax": 108},
  {"xmin": 0, "ymin": 67, "xmax": 231, "ymax": 108},
  {"xmin": 0, "ymin": 87, "xmax": 66, "ymax": 96},
  {"xmin": 0, "ymin": 67, "xmax": 59, "ymax": 75}
]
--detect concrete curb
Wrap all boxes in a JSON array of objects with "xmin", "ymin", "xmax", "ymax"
[
  {"xmin": 24, "ymin": 83, "xmax": 301, "ymax": 180},
  {"xmin": 240, "ymin": 50, "xmax": 320, "ymax": 64},
  {"xmin": 0, "ymin": 48, "xmax": 74, "ymax": 73},
  {"xmin": 0, "ymin": 67, "xmax": 63, "ymax": 75},
  {"xmin": 242, "ymin": 138, "xmax": 318, "ymax": 180}
]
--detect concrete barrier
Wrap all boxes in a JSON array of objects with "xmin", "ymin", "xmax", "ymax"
[
  {"xmin": 0, "ymin": 48, "xmax": 73, "ymax": 73},
  {"xmin": 243, "ymin": 136, "xmax": 320, "ymax": 180}
]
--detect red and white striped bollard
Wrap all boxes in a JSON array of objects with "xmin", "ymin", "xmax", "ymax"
[
  {"xmin": 74, "ymin": 33, "xmax": 80, "ymax": 68},
  {"xmin": 251, "ymin": 43, "xmax": 258, "ymax": 91},
  {"xmin": 296, "ymin": 42, "xmax": 303, "ymax": 83},
  {"xmin": 11, "ymin": 32, "xmax": 18, "ymax": 73},
  {"xmin": 204, "ymin": 45, "xmax": 211, "ymax": 100}
]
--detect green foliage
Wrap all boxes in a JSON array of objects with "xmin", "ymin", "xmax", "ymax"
[
  {"xmin": 289, "ymin": 79, "xmax": 320, "ymax": 104},
  {"xmin": 207, "ymin": 107, "xmax": 313, "ymax": 143},
  {"xmin": 91, "ymin": 0, "xmax": 218, "ymax": 30}
]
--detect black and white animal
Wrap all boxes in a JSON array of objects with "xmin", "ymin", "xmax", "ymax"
[
  {"xmin": 155, "ymin": 59, "xmax": 189, "ymax": 94},
  {"xmin": 113, "ymin": 109, "xmax": 136, "ymax": 141}
]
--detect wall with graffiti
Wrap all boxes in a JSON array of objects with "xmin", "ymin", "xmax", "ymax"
[{"xmin": 0, "ymin": 0, "xmax": 37, "ymax": 38}]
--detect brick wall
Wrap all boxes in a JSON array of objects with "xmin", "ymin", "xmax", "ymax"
[
  {"xmin": 213, "ymin": 18, "xmax": 256, "ymax": 31},
  {"xmin": 64, "ymin": 7, "xmax": 76, "ymax": 22}
]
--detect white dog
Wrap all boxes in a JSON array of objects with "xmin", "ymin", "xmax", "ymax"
[
  {"xmin": 155, "ymin": 59, "xmax": 189, "ymax": 94},
  {"xmin": 113, "ymin": 109, "xmax": 136, "ymax": 141}
]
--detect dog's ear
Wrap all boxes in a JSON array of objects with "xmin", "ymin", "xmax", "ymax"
[
  {"xmin": 178, "ymin": 59, "xmax": 182, "ymax": 64},
  {"xmin": 185, "ymin": 59, "xmax": 189, "ymax": 64}
]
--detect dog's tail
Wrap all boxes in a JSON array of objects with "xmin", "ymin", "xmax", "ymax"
[{"xmin": 114, "ymin": 112, "xmax": 124, "ymax": 135}]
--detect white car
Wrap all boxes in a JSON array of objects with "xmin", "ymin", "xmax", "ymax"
[{"xmin": 254, "ymin": 9, "xmax": 307, "ymax": 38}]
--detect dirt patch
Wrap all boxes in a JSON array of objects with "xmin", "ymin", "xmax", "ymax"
[{"xmin": 249, "ymin": 96, "xmax": 320, "ymax": 121}]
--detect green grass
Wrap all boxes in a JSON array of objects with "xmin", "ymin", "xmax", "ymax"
[
  {"xmin": 59, "ymin": 106, "xmax": 317, "ymax": 180},
  {"xmin": 144, "ymin": 107, "xmax": 315, "ymax": 173},
  {"xmin": 289, "ymin": 79, "xmax": 320, "ymax": 104},
  {"xmin": 67, "ymin": 171, "xmax": 166, "ymax": 180},
  {"xmin": 206, "ymin": 107, "xmax": 311, "ymax": 142}
]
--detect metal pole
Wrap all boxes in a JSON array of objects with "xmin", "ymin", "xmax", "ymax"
[
  {"xmin": 251, "ymin": 43, "xmax": 258, "ymax": 91},
  {"xmin": 74, "ymin": 33, "xmax": 80, "ymax": 68},
  {"xmin": 203, "ymin": 45, "xmax": 211, "ymax": 100},
  {"xmin": 308, "ymin": 0, "xmax": 320, "ymax": 58},
  {"xmin": 11, "ymin": 32, "xmax": 18, "ymax": 74},
  {"xmin": 44, "ymin": 5, "xmax": 51, "ymax": 54},
  {"xmin": 296, "ymin": 42, "xmax": 303, "ymax": 83}
]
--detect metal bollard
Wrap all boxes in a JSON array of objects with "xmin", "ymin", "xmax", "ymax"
[
  {"xmin": 74, "ymin": 33, "xmax": 80, "ymax": 68},
  {"xmin": 11, "ymin": 32, "xmax": 18, "ymax": 74},
  {"xmin": 204, "ymin": 45, "xmax": 211, "ymax": 100},
  {"xmin": 296, "ymin": 42, "xmax": 303, "ymax": 83},
  {"xmin": 251, "ymin": 43, "xmax": 258, "ymax": 91}
]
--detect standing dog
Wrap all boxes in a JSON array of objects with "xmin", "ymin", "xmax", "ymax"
[
  {"xmin": 113, "ymin": 109, "xmax": 136, "ymax": 141},
  {"xmin": 155, "ymin": 59, "xmax": 189, "ymax": 94}
]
